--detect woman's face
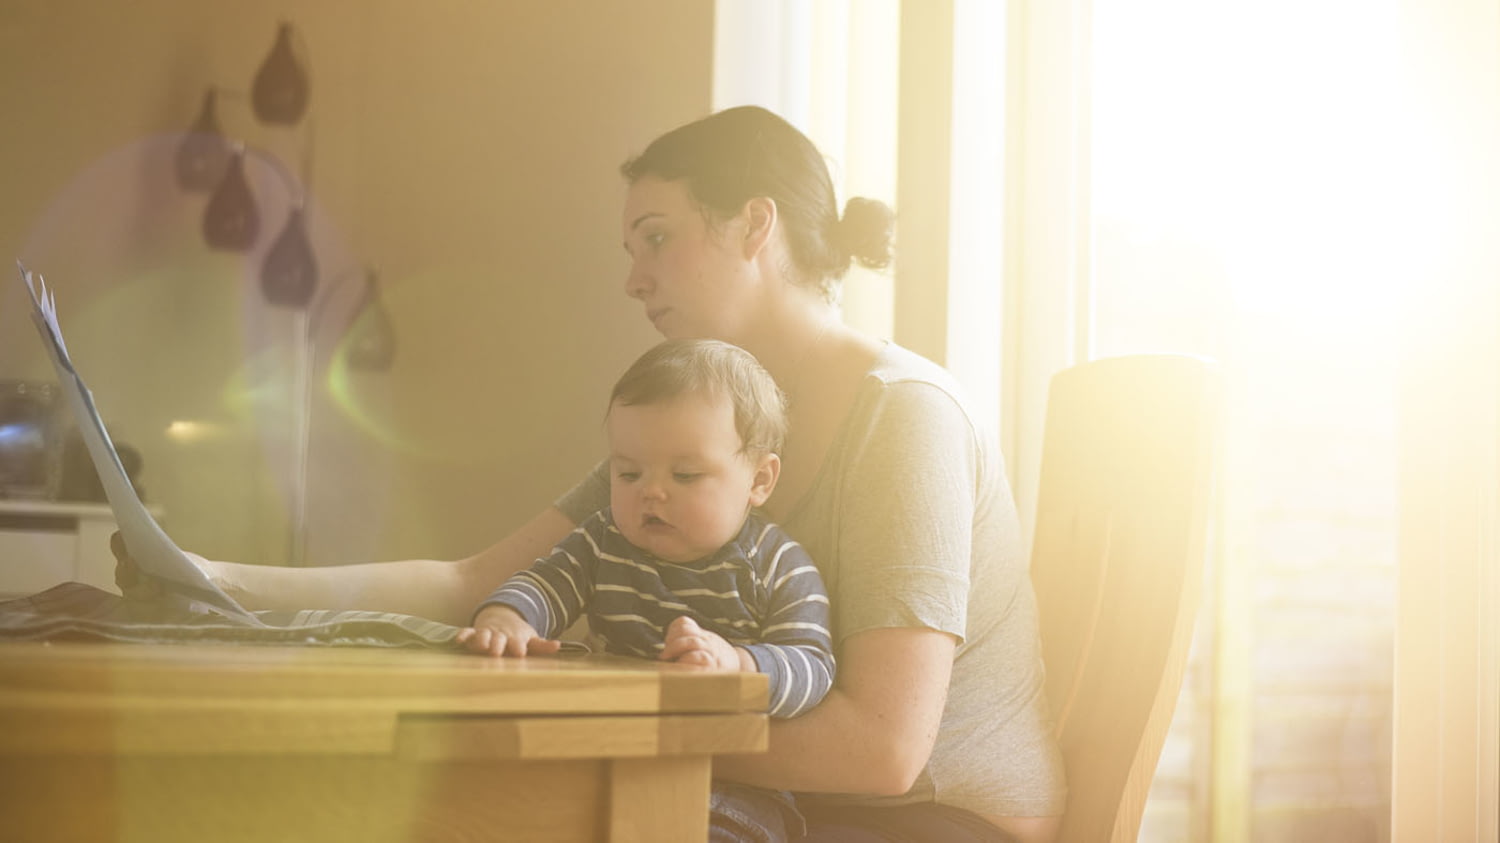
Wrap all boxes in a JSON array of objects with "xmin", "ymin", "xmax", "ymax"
[{"xmin": 621, "ymin": 176, "xmax": 756, "ymax": 341}]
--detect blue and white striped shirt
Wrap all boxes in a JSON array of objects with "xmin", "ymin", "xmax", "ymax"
[{"xmin": 479, "ymin": 509, "xmax": 835, "ymax": 718}]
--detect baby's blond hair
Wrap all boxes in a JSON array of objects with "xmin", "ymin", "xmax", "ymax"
[{"xmin": 608, "ymin": 339, "xmax": 787, "ymax": 456}]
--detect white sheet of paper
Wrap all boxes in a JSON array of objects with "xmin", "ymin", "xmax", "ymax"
[{"xmin": 17, "ymin": 261, "xmax": 260, "ymax": 623}]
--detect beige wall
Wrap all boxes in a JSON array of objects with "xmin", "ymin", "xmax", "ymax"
[{"xmin": 0, "ymin": 1, "xmax": 712, "ymax": 567}]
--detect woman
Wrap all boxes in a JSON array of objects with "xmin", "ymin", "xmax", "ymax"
[{"xmin": 120, "ymin": 106, "xmax": 1066, "ymax": 842}]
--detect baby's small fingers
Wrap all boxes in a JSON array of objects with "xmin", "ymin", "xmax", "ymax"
[
  {"xmin": 493, "ymin": 633, "xmax": 523, "ymax": 658},
  {"xmin": 529, "ymin": 638, "xmax": 562, "ymax": 655},
  {"xmin": 676, "ymin": 649, "xmax": 714, "ymax": 666},
  {"xmin": 659, "ymin": 634, "xmax": 701, "ymax": 661},
  {"xmin": 462, "ymin": 628, "xmax": 497, "ymax": 655},
  {"xmin": 503, "ymin": 634, "xmax": 533, "ymax": 658}
]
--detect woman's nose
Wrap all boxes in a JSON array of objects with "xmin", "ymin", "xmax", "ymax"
[{"xmin": 624, "ymin": 262, "xmax": 650, "ymax": 300}]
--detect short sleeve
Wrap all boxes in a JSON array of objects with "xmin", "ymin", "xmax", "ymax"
[
  {"xmin": 832, "ymin": 380, "xmax": 978, "ymax": 641},
  {"xmin": 554, "ymin": 458, "xmax": 610, "ymax": 524}
]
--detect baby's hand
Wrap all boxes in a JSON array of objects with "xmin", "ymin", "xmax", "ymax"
[
  {"xmin": 456, "ymin": 605, "xmax": 562, "ymax": 658},
  {"xmin": 660, "ymin": 616, "xmax": 752, "ymax": 671}
]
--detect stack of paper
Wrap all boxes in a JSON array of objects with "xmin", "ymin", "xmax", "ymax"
[{"xmin": 16, "ymin": 261, "xmax": 259, "ymax": 624}]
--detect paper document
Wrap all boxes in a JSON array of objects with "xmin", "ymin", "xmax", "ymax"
[{"xmin": 16, "ymin": 261, "xmax": 259, "ymax": 623}]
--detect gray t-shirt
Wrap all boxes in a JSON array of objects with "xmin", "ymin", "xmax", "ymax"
[{"xmin": 556, "ymin": 342, "xmax": 1066, "ymax": 818}]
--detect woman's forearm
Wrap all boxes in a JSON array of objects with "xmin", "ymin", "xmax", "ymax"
[
  {"xmin": 715, "ymin": 686, "xmax": 925, "ymax": 795},
  {"xmin": 207, "ymin": 556, "xmax": 471, "ymax": 622},
  {"xmin": 202, "ymin": 506, "xmax": 576, "ymax": 625},
  {"xmin": 714, "ymin": 627, "xmax": 957, "ymax": 795}
]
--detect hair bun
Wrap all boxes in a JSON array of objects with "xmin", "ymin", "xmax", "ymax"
[{"xmin": 838, "ymin": 197, "xmax": 895, "ymax": 271}]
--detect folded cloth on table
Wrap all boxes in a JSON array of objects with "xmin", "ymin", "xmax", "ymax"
[{"xmin": 0, "ymin": 581, "xmax": 480, "ymax": 649}]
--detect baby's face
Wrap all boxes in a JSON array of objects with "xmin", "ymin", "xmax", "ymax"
[{"xmin": 607, "ymin": 392, "xmax": 776, "ymax": 564}]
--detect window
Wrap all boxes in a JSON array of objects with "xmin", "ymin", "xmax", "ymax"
[
  {"xmin": 716, "ymin": 1, "xmax": 1498, "ymax": 838},
  {"xmin": 1090, "ymin": 2, "xmax": 1406, "ymax": 839}
]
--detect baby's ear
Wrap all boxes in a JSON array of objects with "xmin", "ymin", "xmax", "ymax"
[{"xmin": 749, "ymin": 452, "xmax": 781, "ymax": 506}]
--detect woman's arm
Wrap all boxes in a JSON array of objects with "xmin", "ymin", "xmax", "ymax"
[
  {"xmin": 717, "ymin": 624, "xmax": 1062, "ymax": 843},
  {"xmin": 126, "ymin": 507, "xmax": 577, "ymax": 626},
  {"xmin": 714, "ymin": 625, "xmax": 956, "ymax": 796}
]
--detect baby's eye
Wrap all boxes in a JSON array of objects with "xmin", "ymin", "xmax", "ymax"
[
  {"xmin": 616, "ymin": 471, "xmax": 640, "ymax": 482},
  {"xmin": 673, "ymin": 472, "xmax": 701, "ymax": 483}
]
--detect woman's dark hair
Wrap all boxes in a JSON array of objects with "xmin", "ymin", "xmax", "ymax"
[{"xmin": 621, "ymin": 106, "xmax": 895, "ymax": 301}]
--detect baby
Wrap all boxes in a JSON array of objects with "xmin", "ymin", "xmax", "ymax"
[{"xmin": 458, "ymin": 338, "xmax": 833, "ymax": 841}]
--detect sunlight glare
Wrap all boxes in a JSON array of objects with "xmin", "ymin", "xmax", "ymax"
[{"xmin": 1093, "ymin": 0, "xmax": 1430, "ymax": 358}]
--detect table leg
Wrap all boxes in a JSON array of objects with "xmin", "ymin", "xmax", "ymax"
[{"xmin": 608, "ymin": 755, "xmax": 712, "ymax": 842}]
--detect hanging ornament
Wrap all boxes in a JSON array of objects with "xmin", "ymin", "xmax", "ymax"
[
  {"xmin": 251, "ymin": 22, "xmax": 310, "ymax": 125},
  {"xmin": 174, "ymin": 87, "xmax": 231, "ymax": 192},
  {"xmin": 260, "ymin": 205, "xmax": 319, "ymax": 308},
  {"xmin": 202, "ymin": 150, "xmax": 260, "ymax": 251},
  {"xmin": 344, "ymin": 270, "xmax": 397, "ymax": 372}
]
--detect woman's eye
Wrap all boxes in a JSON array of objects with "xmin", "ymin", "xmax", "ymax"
[{"xmin": 645, "ymin": 233, "xmax": 665, "ymax": 248}]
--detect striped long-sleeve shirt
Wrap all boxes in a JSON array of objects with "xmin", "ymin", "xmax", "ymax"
[{"xmin": 478, "ymin": 509, "xmax": 835, "ymax": 718}]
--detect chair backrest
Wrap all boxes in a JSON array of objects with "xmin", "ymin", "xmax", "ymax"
[{"xmin": 1029, "ymin": 354, "xmax": 1221, "ymax": 843}]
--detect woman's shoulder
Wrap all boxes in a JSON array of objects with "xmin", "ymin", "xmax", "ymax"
[
  {"xmin": 867, "ymin": 342, "xmax": 964, "ymax": 393},
  {"xmin": 822, "ymin": 343, "xmax": 988, "ymax": 467},
  {"xmin": 859, "ymin": 342, "xmax": 975, "ymax": 420}
]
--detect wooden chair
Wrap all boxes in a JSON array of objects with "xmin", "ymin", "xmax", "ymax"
[{"xmin": 1029, "ymin": 354, "xmax": 1221, "ymax": 843}]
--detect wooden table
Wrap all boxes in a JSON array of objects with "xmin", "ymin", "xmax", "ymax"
[{"xmin": 0, "ymin": 642, "xmax": 768, "ymax": 842}]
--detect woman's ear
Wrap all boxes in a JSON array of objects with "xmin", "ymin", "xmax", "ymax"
[
  {"xmin": 740, "ymin": 196, "xmax": 778, "ymax": 260},
  {"xmin": 748, "ymin": 452, "xmax": 781, "ymax": 507}
]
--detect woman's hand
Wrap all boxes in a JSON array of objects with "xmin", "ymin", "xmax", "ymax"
[
  {"xmin": 457, "ymin": 605, "xmax": 562, "ymax": 657},
  {"xmin": 109, "ymin": 531, "xmax": 167, "ymax": 601},
  {"xmin": 660, "ymin": 615, "xmax": 753, "ymax": 671}
]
